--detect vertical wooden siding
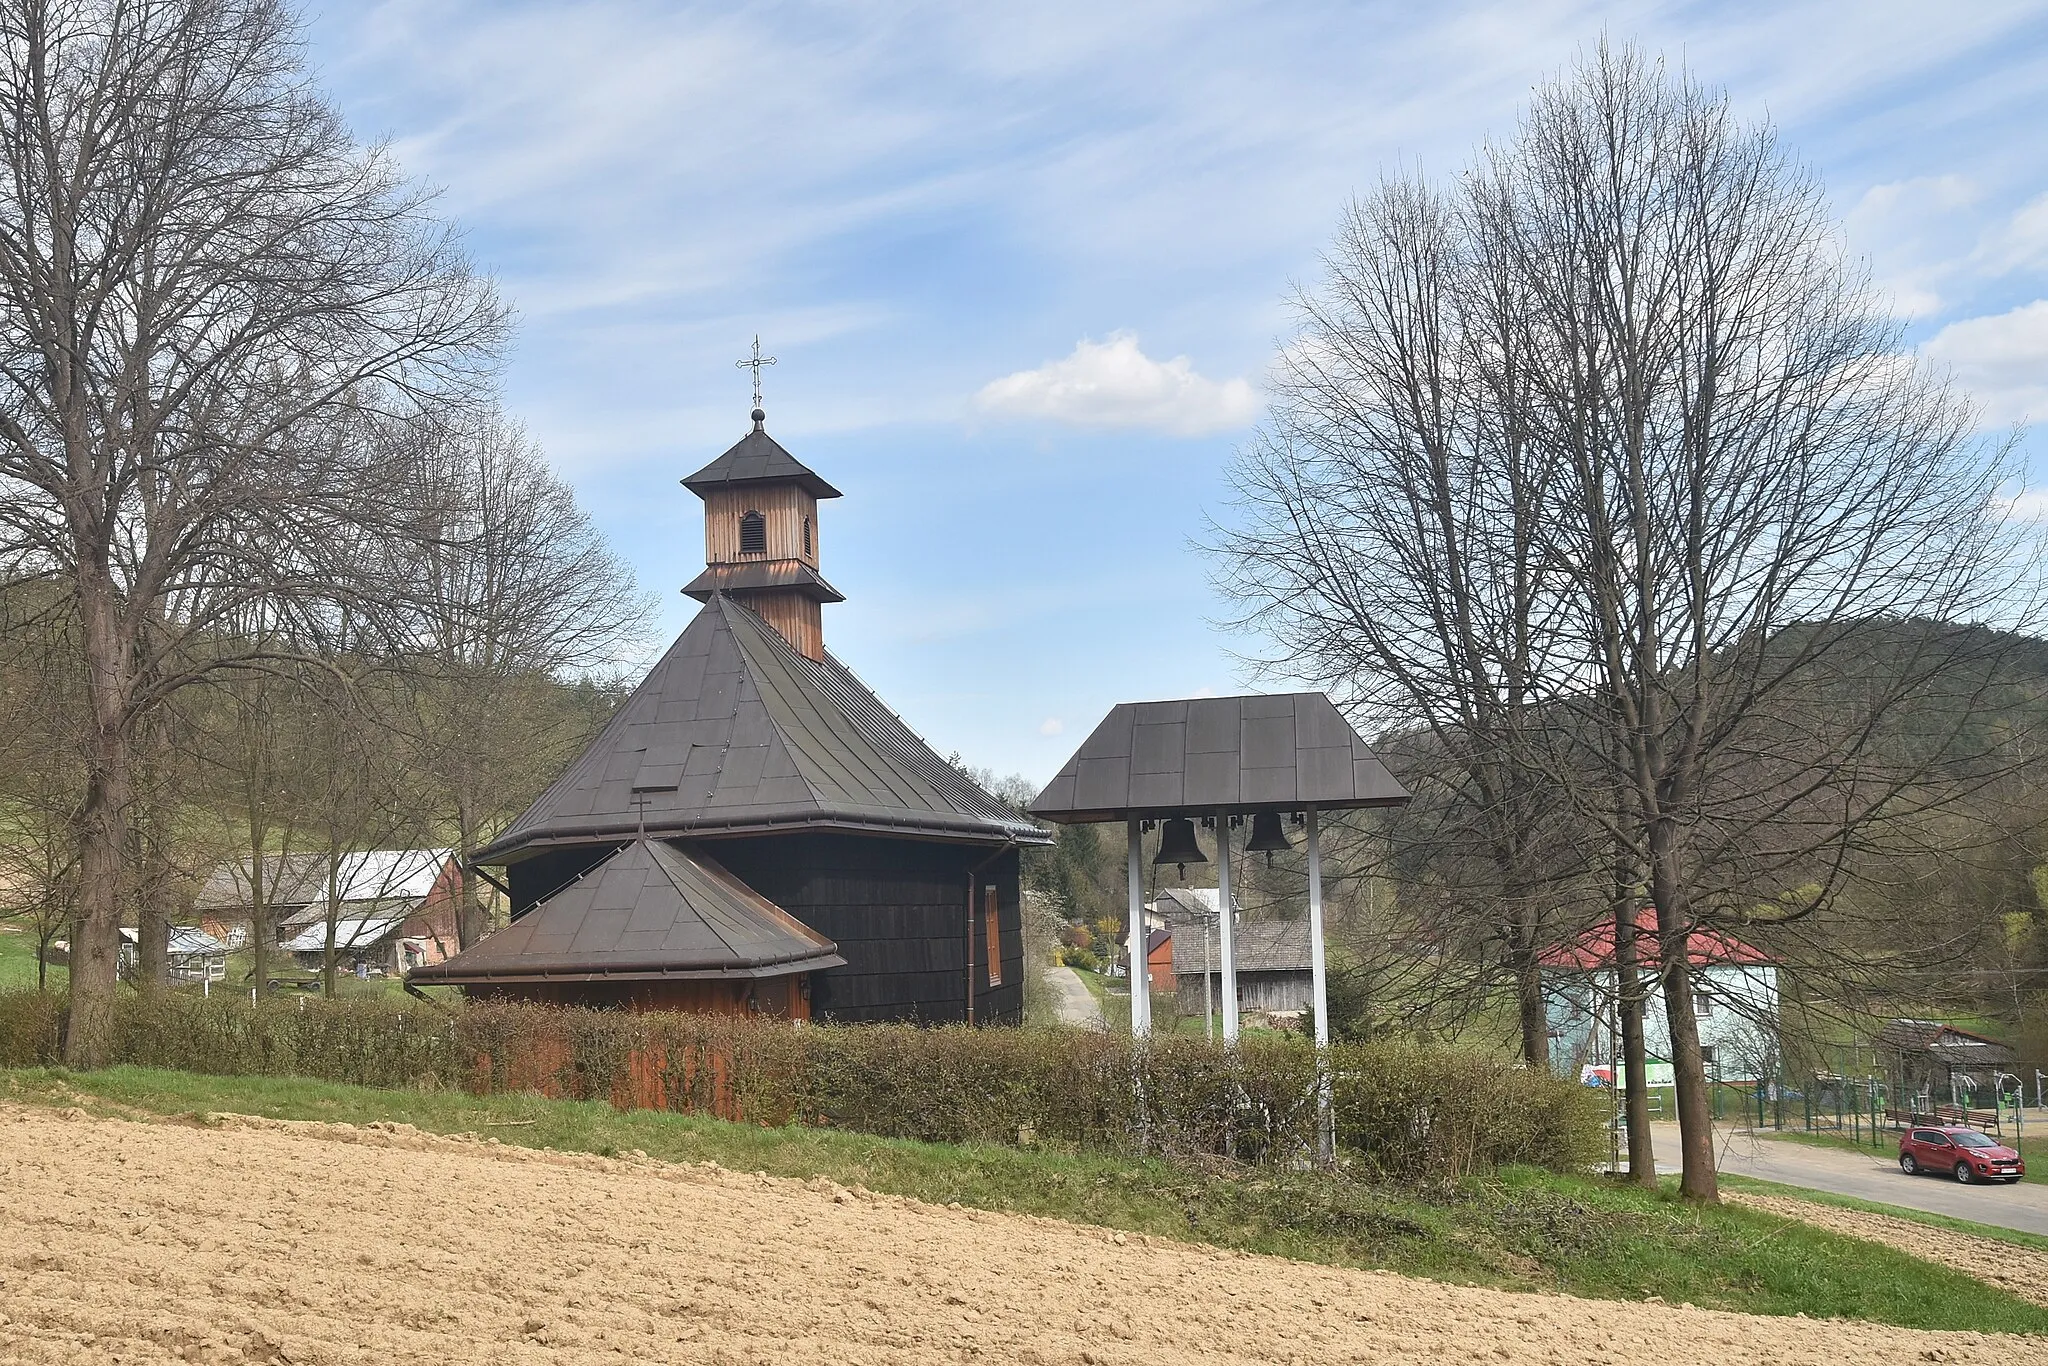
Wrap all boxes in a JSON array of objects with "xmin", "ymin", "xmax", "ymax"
[
  {"xmin": 703, "ymin": 486, "xmax": 819, "ymax": 568},
  {"xmin": 735, "ymin": 590, "xmax": 824, "ymax": 661}
]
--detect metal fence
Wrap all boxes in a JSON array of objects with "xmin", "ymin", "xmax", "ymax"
[{"xmin": 1714, "ymin": 1071, "xmax": 2031, "ymax": 1147}]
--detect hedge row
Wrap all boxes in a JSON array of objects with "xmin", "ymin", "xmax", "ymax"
[{"xmin": 0, "ymin": 990, "xmax": 1602, "ymax": 1181}]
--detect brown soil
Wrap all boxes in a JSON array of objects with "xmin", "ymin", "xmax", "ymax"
[
  {"xmin": 1, "ymin": 1103, "xmax": 2042, "ymax": 1366},
  {"xmin": 1732, "ymin": 1191, "xmax": 2048, "ymax": 1307}
]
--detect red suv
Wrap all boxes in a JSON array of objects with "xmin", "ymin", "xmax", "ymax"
[{"xmin": 1898, "ymin": 1126, "xmax": 2025, "ymax": 1183}]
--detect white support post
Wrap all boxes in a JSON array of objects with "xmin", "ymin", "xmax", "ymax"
[
  {"xmin": 1202, "ymin": 912, "xmax": 1215, "ymax": 1042},
  {"xmin": 1307, "ymin": 805, "xmax": 1333, "ymax": 1161},
  {"xmin": 1127, "ymin": 816, "xmax": 1150, "ymax": 1039},
  {"xmin": 1217, "ymin": 810, "xmax": 1239, "ymax": 1044}
]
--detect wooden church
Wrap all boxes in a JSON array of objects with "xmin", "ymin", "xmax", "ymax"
[{"xmin": 409, "ymin": 405, "xmax": 1049, "ymax": 1023}]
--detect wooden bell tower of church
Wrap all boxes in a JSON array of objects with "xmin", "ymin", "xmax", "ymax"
[{"xmin": 680, "ymin": 404, "xmax": 845, "ymax": 661}]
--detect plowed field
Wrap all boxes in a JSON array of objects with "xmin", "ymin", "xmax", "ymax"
[{"xmin": 0, "ymin": 1103, "xmax": 2041, "ymax": 1365}]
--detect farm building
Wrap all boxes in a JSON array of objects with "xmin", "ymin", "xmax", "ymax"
[
  {"xmin": 409, "ymin": 406, "xmax": 1049, "ymax": 1022},
  {"xmin": 194, "ymin": 848, "xmax": 462, "ymax": 962},
  {"xmin": 1876, "ymin": 1019, "xmax": 2020, "ymax": 1110},
  {"xmin": 117, "ymin": 926, "xmax": 227, "ymax": 985},
  {"xmin": 1541, "ymin": 912, "xmax": 1779, "ymax": 1083},
  {"xmin": 1152, "ymin": 888, "xmax": 1314, "ymax": 1020}
]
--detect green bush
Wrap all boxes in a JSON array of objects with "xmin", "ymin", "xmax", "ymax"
[{"xmin": 0, "ymin": 989, "xmax": 1600, "ymax": 1180}]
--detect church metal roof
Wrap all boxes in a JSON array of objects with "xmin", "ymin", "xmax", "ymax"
[
  {"xmin": 473, "ymin": 595, "xmax": 1048, "ymax": 862},
  {"xmin": 681, "ymin": 425, "xmax": 842, "ymax": 500},
  {"xmin": 409, "ymin": 838, "xmax": 844, "ymax": 984},
  {"xmin": 1028, "ymin": 693, "xmax": 1409, "ymax": 823},
  {"xmin": 681, "ymin": 560, "xmax": 846, "ymax": 603}
]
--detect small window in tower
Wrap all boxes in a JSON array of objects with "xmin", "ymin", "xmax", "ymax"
[
  {"xmin": 984, "ymin": 885, "xmax": 1002, "ymax": 987},
  {"xmin": 739, "ymin": 509, "xmax": 766, "ymax": 556},
  {"xmin": 802, "ymin": 515, "xmax": 812, "ymax": 557}
]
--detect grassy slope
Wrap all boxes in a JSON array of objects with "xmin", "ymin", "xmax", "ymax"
[
  {"xmin": 0, "ymin": 925, "xmax": 60, "ymax": 991},
  {"xmin": 5, "ymin": 1065, "xmax": 2045, "ymax": 1335}
]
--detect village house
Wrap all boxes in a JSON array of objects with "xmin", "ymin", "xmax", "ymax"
[
  {"xmin": 1542, "ymin": 911, "xmax": 1780, "ymax": 1084},
  {"xmin": 1152, "ymin": 887, "xmax": 1315, "ymax": 1022},
  {"xmin": 409, "ymin": 406, "xmax": 1049, "ymax": 1022},
  {"xmin": 193, "ymin": 849, "xmax": 463, "ymax": 977}
]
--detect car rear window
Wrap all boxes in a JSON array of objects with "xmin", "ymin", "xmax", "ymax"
[{"xmin": 1952, "ymin": 1132, "xmax": 1999, "ymax": 1149}]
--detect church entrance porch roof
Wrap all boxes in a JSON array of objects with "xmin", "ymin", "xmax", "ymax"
[{"xmin": 409, "ymin": 837, "xmax": 844, "ymax": 985}]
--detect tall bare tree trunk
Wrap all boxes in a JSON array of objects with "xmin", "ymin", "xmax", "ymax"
[
  {"xmin": 248, "ymin": 838, "xmax": 272, "ymax": 1000},
  {"xmin": 1648, "ymin": 821, "xmax": 1716, "ymax": 1200},
  {"xmin": 455, "ymin": 793, "xmax": 488, "ymax": 948},
  {"xmin": 65, "ymin": 584, "xmax": 133, "ymax": 1067},
  {"xmin": 1612, "ymin": 878, "xmax": 1656, "ymax": 1187},
  {"xmin": 1508, "ymin": 904, "xmax": 1548, "ymax": 1068}
]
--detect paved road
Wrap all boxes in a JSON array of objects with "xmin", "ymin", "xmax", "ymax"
[
  {"xmin": 1645, "ymin": 1122, "xmax": 2048, "ymax": 1236},
  {"xmin": 1045, "ymin": 965, "xmax": 1106, "ymax": 1028}
]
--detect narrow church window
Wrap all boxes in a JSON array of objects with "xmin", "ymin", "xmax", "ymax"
[
  {"xmin": 739, "ymin": 509, "xmax": 766, "ymax": 555},
  {"xmin": 802, "ymin": 515, "xmax": 812, "ymax": 557},
  {"xmin": 984, "ymin": 886, "xmax": 1002, "ymax": 987}
]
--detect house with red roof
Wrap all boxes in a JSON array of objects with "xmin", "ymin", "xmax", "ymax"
[{"xmin": 1541, "ymin": 910, "xmax": 1779, "ymax": 1084}]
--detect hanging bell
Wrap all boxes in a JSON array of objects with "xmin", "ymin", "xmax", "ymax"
[
  {"xmin": 1245, "ymin": 810, "xmax": 1293, "ymax": 866},
  {"xmin": 1152, "ymin": 817, "xmax": 1209, "ymax": 874}
]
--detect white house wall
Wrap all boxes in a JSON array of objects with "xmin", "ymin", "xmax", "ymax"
[{"xmin": 1546, "ymin": 965, "xmax": 1779, "ymax": 1082}]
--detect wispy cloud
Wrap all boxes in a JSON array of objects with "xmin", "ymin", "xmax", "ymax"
[
  {"xmin": 975, "ymin": 332, "xmax": 1259, "ymax": 436},
  {"xmin": 1922, "ymin": 300, "xmax": 2048, "ymax": 428}
]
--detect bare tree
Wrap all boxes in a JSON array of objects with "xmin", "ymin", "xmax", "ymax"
[
  {"xmin": 1217, "ymin": 43, "xmax": 2035, "ymax": 1203},
  {"xmin": 386, "ymin": 408, "xmax": 648, "ymax": 946},
  {"xmin": 0, "ymin": 0, "xmax": 504, "ymax": 1063},
  {"xmin": 1480, "ymin": 46, "xmax": 2031, "ymax": 1199},
  {"xmin": 1212, "ymin": 175, "xmax": 1582, "ymax": 1067}
]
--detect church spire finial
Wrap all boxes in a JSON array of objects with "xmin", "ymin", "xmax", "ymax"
[{"xmin": 737, "ymin": 334, "xmax": 776, "ymax": 427}]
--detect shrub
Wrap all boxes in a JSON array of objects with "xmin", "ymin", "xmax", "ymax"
[{"xmin": 0, "ymin": 989, "xmax": 1601, "ymax": 1180}]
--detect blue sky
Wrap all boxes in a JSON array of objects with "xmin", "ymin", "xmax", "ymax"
[{"xmin": 303, "ymin": 0, "xmax": 2048, "ymax": 784}]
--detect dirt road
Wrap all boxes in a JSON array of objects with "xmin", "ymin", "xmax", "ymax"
[
  {"xmin": 1647, "ymin": 1123, "xmax": 2048, "ymax": 1237},
  {"xmin": 1046, "ymin": 963, "xmax": 1106, "ymax": 1028},
  {"xmin": 2, "ymin": 1102, "xmax": 2042, "ymax": 1366}
]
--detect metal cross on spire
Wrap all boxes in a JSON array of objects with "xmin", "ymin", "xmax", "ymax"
[{"xmin": 736, "ymin": 334, "xmax": 776, "ymax": 414}]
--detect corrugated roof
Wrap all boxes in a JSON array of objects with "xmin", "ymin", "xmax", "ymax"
[
  {"xmin": 474, "ymin": 595, "xmax": 1047, "ymax": 862},
  {"xmin": 681, "ymin": 424, "xmax": 842, "ymax": 500},
  {"xmin": 195, "ymin": 850, "xmax": 452, "ymax": 912},
  {"xmin": 409, "ymin": 838, "xmax": 845, "ymax": 984},
  {"xmin": 284, "ymin": 916, "xmax": 406, "ymax": 954},
  {"xmin": 1029, "ymin": 694, "xmax": 1409, "ymax": 822}
]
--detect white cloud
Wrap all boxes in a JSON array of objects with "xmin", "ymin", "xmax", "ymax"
[
  {"xmin": 1921, "ymin": 300, "xmax": 2048, "ymax": 428},
  {"xmin": 1841, "ymin": 175, "xmax": 1981, "ymax": 319},
  {"xmin": 1986, "ymin": 191, "xmax": 2048, "ymax": 275},
  {"xmin": 974, "ymin": 332, "xmax": 1260, "ymax": 436},
  {"xmin": 1038, "ymin": 717, "xmax": 1065, "ymax": 736},
  {"xmin": 2000, "ymin": 489, "xmax": 2048, "ymax": 522}
]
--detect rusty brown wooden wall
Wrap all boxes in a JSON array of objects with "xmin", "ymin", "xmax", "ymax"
[{"xmin": 703, "ymin": 486, "xmax": 820, "ymax": 568}]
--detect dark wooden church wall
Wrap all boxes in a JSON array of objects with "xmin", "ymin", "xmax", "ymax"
[
  {"xmin": 506, "ymin": 844, "xmax": 622, "ymax": 919},
  {"xmin": 710, "ymin": 833, "xmax": 1022, "ymax": 1025}
]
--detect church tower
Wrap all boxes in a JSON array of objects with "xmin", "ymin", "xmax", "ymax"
[{"xmin": 680, "ymin": 405, "xmax": 845, "ymax": 662}]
